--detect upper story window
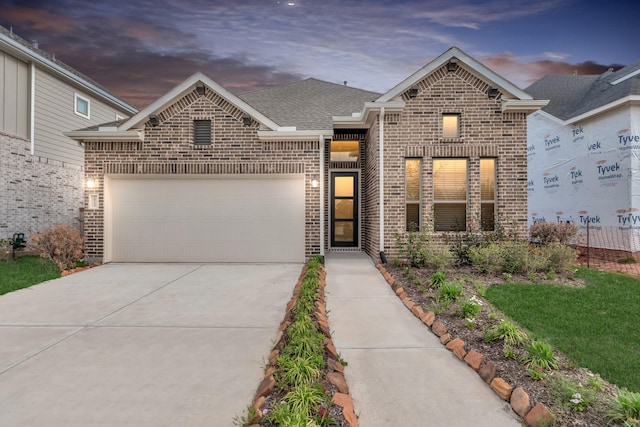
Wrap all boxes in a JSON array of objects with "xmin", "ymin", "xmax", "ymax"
[
  {"xmin": 193, "ymin": 120, "xmax": 212, "ymax": 145},
  {"xmin": 330, "ymin": 140, "xmax": 359, "ymax": 162},
  {"xmin": 74, "ymin": 93, "xmax": 90, "ymax": 119},
  {"xmin": 442, "ymin": 114, "xmax": 459, "ymax": 138}
]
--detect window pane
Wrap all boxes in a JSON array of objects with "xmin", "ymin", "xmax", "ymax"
[
  {"xmin": 76, "ymin": 98, "xmax": 88, "ymax": 115},
  {"xmin": 405, "ymin": 159, "xmax": 421, "ymax": 201},
  {"xmin": 480, "ymin": 159, "xmax": 495, "ymax": 200},
  {"xmin": 434, "ymin": 203, "xmax": 466, "ymax": 231},
  {"xmin": 330, "ymin": 140, "xmax": 359, "ymax": 162},
  {"xmin": 334, "ymin": 221, "xmax": 354, "ymax": 242},
  {"xmin": 334, "ymin": 200, "xmax": 353, "ymax": 219},
  {"xmin": 334, "ymin": 176, "xmax": 354, "ymax": 197},
  {"xmin": 443, "ymin": 114, "xmax": 459, "ymax": 138},
  {"xmin": 481, "ymin": 203, "xmax": 495, "ymax": 231},
  {"xmin": 406, "ymin": 203, "xmax": 420, "ymax": 232},
  {"xmin": 433, "ymin": 159, "xmax": 467, "ymax": 200}
]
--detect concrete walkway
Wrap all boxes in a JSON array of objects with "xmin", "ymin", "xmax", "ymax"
[
  {"xmin": 325, "ymin": 252, "xmax": 522, "ymax": 427},
  {"xmin": 0, "ymin": 263, "xmax": 301, "ymax": 427}
]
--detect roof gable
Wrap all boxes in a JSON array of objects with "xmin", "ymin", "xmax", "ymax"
[
  {"xmin": 120, "ymin": 72, "xmax": 280, "ymax": 131},
  {"xmin": 377, "ymin": 46, "xmax": 533, "ymax": 102}
]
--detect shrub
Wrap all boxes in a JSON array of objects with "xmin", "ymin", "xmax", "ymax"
[
  {"xmin": 468, "ymin": 244, "xmax": 503, "ymax": 274},
  {"xmin": 440, "ymin": 282, "xmax": 463, "ymax": 301},
  {"xmin": 421, "ymin": 245, "xmax": 455, "ymax": 270},
  {"xmin": 543, "ymin": 242, "xmax": 578, "ymax": 273},
  {"xmin": 430, "ymin": 271, "xmax": 446, "ymax": 288},
  {"xmin": 500, "ymin": 241, "xmax": 529, "ymax": 274},
  {"xmin": 530, "ymin": 221, "xmax": 579, "ymax": 245},
  {"xmin": 29, "ymin": 224, "xmax": 84, "ymax": 271},
  {"xmin": 485, "ymin": 319, "xmax": 528, "ymax": 347},
  {"xmin": 396, "ymin": 229, "xmax": 430, "ymax": 267},
  {"xmin": 445, "ymin": 225, "xmax": 485, "ymax": 266},
  {"xmin": 458, "ymin": 295, "xmax": 483, "ymax": 319}
]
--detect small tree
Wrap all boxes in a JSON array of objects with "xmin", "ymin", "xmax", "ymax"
[{"xmin": 30, "ymin": 224, "xmax": 84, "ymax": 271}]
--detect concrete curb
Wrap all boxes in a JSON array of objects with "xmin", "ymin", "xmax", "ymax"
[
  {"xmin": 247, "ymin": 264, "xmax": 359, "ymax": 427},
  {"xmin": 375, "ymin": 263, "xmax": 555, "ymax": 427}
]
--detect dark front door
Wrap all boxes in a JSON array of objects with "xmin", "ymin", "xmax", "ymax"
[{"xmin": 331, "ymin": 172, "xmax": 358, "ymax": 247}]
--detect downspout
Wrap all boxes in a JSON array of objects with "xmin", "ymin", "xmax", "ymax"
[
  {"xmin": 30, "ymin": 62, "xmax": 36, "ymax": 154},
  {"xmin": 319, "ymin": 135, "xmax": 325, "ymax": 259},
  {"xmin": 379, "ymin": 107, "xmax": 387, "ymax": 264}
]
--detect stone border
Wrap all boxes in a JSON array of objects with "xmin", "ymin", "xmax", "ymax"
[
  {"xmin": 377, "ymin": 263, "xmax": 555, "ymax": 427},
  {"xmin": 61, "ymin": 262, "xmax": 102, "ymax": 276},
  {"xmin": 247, "ymin": 264, "xmax": 359, "ymax": 427}
]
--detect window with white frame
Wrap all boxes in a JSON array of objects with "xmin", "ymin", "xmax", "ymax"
[
  {"xmin": 405, "ymin": 159, "xmax": 421, "ymax": 231},
  {"xmin": 433, "ymin": 158, "xmax": 467, "ymax": 231},
  {"xmin": 74, "ymin": 93, "xmax": 90, "ymax": 119},
  {"xmin": 442, "ymin": 113, "xmax": 459, "ymax": 138},
  {"xmin": 480, "ymin": 158, "xmax": 496, "ymax": 231}
]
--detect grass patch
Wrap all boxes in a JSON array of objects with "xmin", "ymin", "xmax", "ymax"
[
  {"xmin": 0, "ymin": 256, "xmax": 60, "ymax": 296},
  {"xmin": 486, "ymin": 268, "xmax": 640, "ymax": 392}
]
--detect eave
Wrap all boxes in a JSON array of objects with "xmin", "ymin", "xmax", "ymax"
[{"xmin": 64, "ymin": 130, "xmax": 143, "ymax": 142}]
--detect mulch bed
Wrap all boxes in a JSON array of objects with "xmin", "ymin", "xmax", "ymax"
[{"xmin": 384, "ymin": 263, "xmax": 619, "ymax": 427}]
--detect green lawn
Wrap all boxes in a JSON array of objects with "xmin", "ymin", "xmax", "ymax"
[
  {"xmin": 486, "ymin": 268, "xmax": 640, "ymax": 392},
  {"xmin": 0, "ymin": 256, "xmax": 60, "ymax": 296}
]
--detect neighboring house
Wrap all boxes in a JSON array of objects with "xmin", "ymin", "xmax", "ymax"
[
  {"xmin": 66, "ymin": 47, "xmax": 546, "ymax": 263},
  {"xmin": 526, "ymin": 62, "xmax": 640, "ymax": 252},
  {"xmin": 0, "ymin": 26, "xmax": 137, "ymax": 241}
]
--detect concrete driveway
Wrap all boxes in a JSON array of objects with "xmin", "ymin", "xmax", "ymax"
[{"xmin": 0, "ymin": 263, "xmax": 301, "ymax": 427}]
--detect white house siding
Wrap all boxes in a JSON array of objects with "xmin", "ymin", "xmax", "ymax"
[
  {"xmin": 0, "ymin": 51, "xmax": 29, "ymax": 138},
  {"xmin": 33, "ymin": 68, "xmax": 128, "ymax": 166},
  {"xmin": 528, "ymin": 107, "xmax": 640, "ymax": 251}
]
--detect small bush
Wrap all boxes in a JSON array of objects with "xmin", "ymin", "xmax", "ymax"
[
  {"xmin": 29, "ymin": 224, "xmax": 84, "ymax": 271},
  {"xmin": 445, "ymin": 226, "xmax": 485, "ymax": 266},
  {"xmin": 500, "ymin": 241, "xmax": 529, "ymax": 274},
  {"xmin": 458, "ymin": 295, "xmax": 483, "ymax": 319},
  {"xmin": 396, "ymin": 230, "xmax": 430, "ymax": 267},
  {"xmin": 618, "ymin": 255, "xmax": 637, "ymax": 265},
  {"xmin": 543, "ymin": 242, "xmax": 578, "ymax": 273},
  {"xmin": 421, "ymin": 245, "xmax": 455, "ymax": 270},
  {"xmin": 469, "ymin": 244, "xmax": 503, "ymax": 274},
  {"xmin": 485, "ymin": 319, "xmax": 529, "ymax": 347},
  {"xmin": 530, "ymin": 221, "xmax": 579, "ymax": 245}
]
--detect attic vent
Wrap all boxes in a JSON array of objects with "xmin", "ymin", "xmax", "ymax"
[{"xmin": 193, "ymin": 120, "xmax": 212, "ymax": 145}]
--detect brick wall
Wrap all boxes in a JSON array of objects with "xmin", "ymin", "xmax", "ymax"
[
  {"xmin": 0, "ymin": 131, "xmax": 83, "ymax": 240},
  {"xmin": 370, "ymin": 64, "xmax": 528, "ymax": 260},
  {"xmin": 83, "ymin": 88, "xmax": 320, "ymax": 261}
]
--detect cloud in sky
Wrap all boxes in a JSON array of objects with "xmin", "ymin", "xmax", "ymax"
[{"xmin": 0, "ymin": 0, "xmax": 634, "ymax": 108}]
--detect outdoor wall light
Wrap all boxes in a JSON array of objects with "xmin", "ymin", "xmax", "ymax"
[
  {"xmin": 487, "ymin": 86, "xmax": 500, "ymax": 99},
  {"xmin": 196, "ymin": 82, "xmax": 206, "ymax": 96},
  {"xmin": 311, "ymin": 179, "xmax": 319, "ymax": 188},
  {"xmin": 408, "ymin": 85, "xmax": 419, "ymax": 99},
  {"xmin": 148, "ymin": 114, "xmax": 159, "ymax": 127},
  {"xmin": 242, "ymin": 113, "xmax": 252, "ymax": 126},
  {"xmin": 447, "ymin": 58, "xmax": 458, "ymax": 72},
  {"xmin": 86, "ymin": 179, "xmax": 96, "ymax": 189}
]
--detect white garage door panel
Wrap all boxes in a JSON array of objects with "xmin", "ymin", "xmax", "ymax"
[{"xmin": 107, "ymin": 177, "xmax": 305, "ymax": 263}]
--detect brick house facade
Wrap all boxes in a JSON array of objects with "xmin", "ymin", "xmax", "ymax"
[{"xmin": 68, "ymin": 47, "xmax": 546, "ymax": 263}]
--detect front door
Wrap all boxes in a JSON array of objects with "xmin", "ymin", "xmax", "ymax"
[{"xmin": 331, "ymin": 172, "xmax": 358, "ymax": 247}]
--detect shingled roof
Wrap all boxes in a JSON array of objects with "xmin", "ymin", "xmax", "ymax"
[
  {"xmin": 239, "ymin": 78, "xmax": 380, "ymax": 130},
  {"xmin": 525, "ymin": 61, "xmax": 640, "ymax": 120}
]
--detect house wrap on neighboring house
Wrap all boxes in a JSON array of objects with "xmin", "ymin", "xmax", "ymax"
[
  {"xmin": 526, "ymin": 61, "xmax": 640, "ymax": 252},
  {"xmin": 66, "ymin": 47, "xmax": 546, "ymax": 264},
  {"xmin": 0, "ymin": 26, "xmax": 137, "ymax": 240}
]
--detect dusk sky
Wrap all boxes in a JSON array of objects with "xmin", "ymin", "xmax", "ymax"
[{"xmin": 1, "ymin": 0, "xmax": 637, "ymax": 109}]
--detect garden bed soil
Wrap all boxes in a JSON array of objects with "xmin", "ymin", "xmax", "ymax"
[{"xmin": 385, "ymin": 264, "xmax": 619, "ymax": 427}]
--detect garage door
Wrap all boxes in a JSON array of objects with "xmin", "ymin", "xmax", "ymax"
[{"xmin": 105, "ymin": 175, "xmax": 305, "ymax": 263}]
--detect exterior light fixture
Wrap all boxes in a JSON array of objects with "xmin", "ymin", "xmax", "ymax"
[
  {"xmin": 196, "ymin": 82, "xmax": 205, "ymax": 96},
  {"xmin": 487, "ymin": 86, "xmax": 500, "ymax": 99},
  {"xmin": 408, "ymin": 85, "xmax": 419, "ymax": 99},
  {"xmin": 242, "ymin": 114, "xmax": 252, "ymax": 126},
  {"xmin": 447, "ymin": 58, "xmax": 458, "ymax": 72},
  {"xmin": 86, "ymin": 179, "xmax": 95, "ymax": 189},
  {"xmin": 311, "ymin": 179, "xmax": 319, "ymax": 188},
  {"xmin": 148, "ymin": 114, "xmax": 159, "ymax": 127}
]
